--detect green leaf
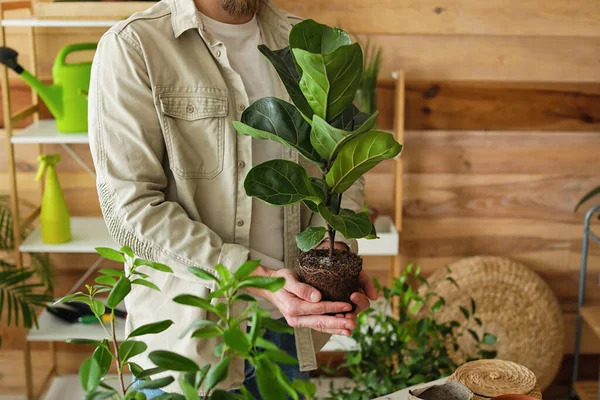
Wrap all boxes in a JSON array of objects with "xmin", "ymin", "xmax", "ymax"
[
  {"xmin": 107, "ymin": 278, "xmax": 131, "ymax": 309},
  {"xmin": 261, "ymin": 318, "xmax": 294, "ymax": 334},
  {"xmin": 132, "ymin": 376, "xmax": 174, "ymax": 391},
  {"xmin": 365, "ymin": 222, "xmax": 379, "ymax": 240},
  {"xmin": 98, "ymin": 268, "xmax": 125, "ymax": 278},
  {"xmin": 234, "ymin": 260, "xmax": 261, "ymax": 281},
  {"xmin": 310, "ymin": 113, "xmax": 377, "ymax": 161},
  {"xmin": 214, "ymin": 264, "xmax": 232, "ymax": 283},
  {"xmin": 134, "ymin": 367, "xmax": 166, "ymax": 380},
  {"xmin": 244, "ymin": 160, "xmax": 318, "ymax": 206},
  {"xmin": 471, "ymin": 297, "xmax": 477, "ymax": 315},
  {"xmin": 118, "ymin": 340, "xmax": 147, "ymax": 364},
  {"xmin": 475, "ymin": 317, "xmax": 483, "ymax": 327},
  {"xmin": 209, "ymin": 390, "xmax": 237, "ymax": 400},
  {"xmin": 293, "ymin": 43, "xmax": 363, "ymax": 122},
  {"xmin": 232, "ymin": 294, "xmax": 256, "ymax": 303},
  {"xmin": 254, "ymin": 337, "xmax": 280, "ymax": 351},
  {"xmin": 292, "ymin": 379, "xmax": 317, "ymax": 398},
  {"xmin": 205, "ymin": 356, "xmax": 232, "ymax": 392},
  {"xmin": 289, "ymin": 19, "xmax": 351, "ymax": 54},
  {"xmin": 120, "ymin": 246, "xmax": 134, "ymax": 258},
  {"xmin": 133, "ymin": 259, "xmax": 173, "ymax": 273},
  {"xmin": 263, "ymin": 349, "xmax": 298, "ymax": 365},
  {"xmin": 179, "ymin": 319, "xmax": 218, "ymax": 338},
  {"xmin": 149, "ymin": 350, "xmax": 199, "ymax": 372},
  {"xmin": 329, "ymin": 104, "xmax": 370, "ymax": 131},
  {"xmin": 80, "ymin": 357, "xmax": 102, "ymax": 392},
  {"xmin": 223, "ymin": 326, "xmax": 251, "ymax": 353},
  {"xmin": 187, "ymin": 267, "xmax": 219, "ymax": 282},
  {"xmin": 128, "ymin": 320, "xmax": 174, "ymax": 339},
  {"xmin": 66, "ymin": 338, "xmax": 105, "ymax": 346},
  {"xmin": 128, "ymin": 362, "xmax": 143, "ymax": 377},
  {"xmin": 482, "ymin": 333, "xmax": 498, "ymax": 345},
  {"xmin": 479, "ymin": 350, "xmax": 498, "ymax": 359},
  {"xmin": 131, "ymin": 279, "xmax": 160, "ymax": 292},
  {"xmin": 459, "ymin": 306, "xmax": 469, "ymax": 319},
  {"xmin": 326, "ymin": 130, "xmax": 402, "ymax": 193},
  {"xmin": 303, "ymin": 177, "xmax": 329, "ymax": 213},
  {"xmin": 408, "ymin": 374, "xmax": 426, "ymax": 385},
  {"xmin": 575, "ymin": 185, "xmax": 600, "ymax": 211},
  {"xmin": 258, "ymin": 45, "xmax": 314, "ymax": 119},
  {"xmin": 95, "ymin": 275, "xmax": 117, "ymax": 286},
  {"xmin": 232, "ymin": 98, "xmax": 322, "ymax": 166},
  {"xmin": 178, "ymin": 379, "xmax": 200, "ymax": 400},
  {"xmin": 95, "ymin": 247, "xmax": 125, "ymax": 263},
  {"xmin": 191, "ymin": 326, "xmax": 222, "ymax": 339},
  {"xmin": 91, "ymin": 300, "xmax": 106, "ymax": 317},
  {"xmin": 93, "ymin": 344, "xmax": 112, "ymax": 377},
  {"xmin": 256, "ymin": 361, "xmax": 282, "ymax": 400},
  {"xmin": 295, "ymin": 226, "xmax": 327, "ymax": 252},
  {"xmin": 318, "ymin": 205, "xmax": 372, "ymax": 239},
  {"xmin": 172, "ymin": 295, "xmax": 217, "ymax": 313},
  {"xmin": 236, "ymin": 276, "xmax": 285, "ymax": 292}
]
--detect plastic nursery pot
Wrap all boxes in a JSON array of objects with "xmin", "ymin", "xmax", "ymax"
[
  {"xmin": 408, "ymin": 380, "xmax": 474, "ymax": 400},
  {"xmin": 491, "ymin": 396, "xmax": 539, "ymax": 400}
]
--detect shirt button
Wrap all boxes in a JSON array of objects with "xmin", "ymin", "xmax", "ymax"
[
  {"xmin": 237, "ymin": 161, "xmax": 245, "ymax": 168},
  {"xmin": 236, "ymin": 219, "xmax": 244, "ymax": 227},
  {"xmin": 186, "ymin": 104, "xmax": 195, "ymax": 113},
  {"xmin": 238, "ymin": 104, "xmax": 246, "ymax": 111},
  {"xmin": 215, "ymin": 50, "xmax": 221, "ymax": 57}
]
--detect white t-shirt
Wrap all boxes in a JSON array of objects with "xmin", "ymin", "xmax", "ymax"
[{"xmin": 200, "ymin": 14, "xmax": 285, "ymax": 271}]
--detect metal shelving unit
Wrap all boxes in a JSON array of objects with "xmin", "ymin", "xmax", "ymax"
[{"xmin": 571, "ymin": 204, "xmax": 600, "ymax": 400}]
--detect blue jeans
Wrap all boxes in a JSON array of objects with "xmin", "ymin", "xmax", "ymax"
[{"xmin": 132, "ymin": 319, "xmax": 308, "ymax": 399}]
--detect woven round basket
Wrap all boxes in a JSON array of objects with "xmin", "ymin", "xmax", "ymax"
[
  {"xmin": 418, "ymin": 256, "xmax": 563, "ymax": 390},
  {"xmin": 449, "ymin": 360, "xmax": 541, "ymax": 399}
]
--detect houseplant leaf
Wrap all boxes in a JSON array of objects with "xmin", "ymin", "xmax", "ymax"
[
  {"xmin": 205, "ymin": 356, "xmax": 232, "ymax": 392},
  {"xmin": 310, "ymin": 112, "xmax": 378, "ymax": 161},
  {"xmin": 303, "ymin": 177, "xmax": 328, "ymax": 213},
  {"xmin": 149, "ymin": 350, "xmax": 199, "ymax": 372},
  {"xmin": 80, "ymin": 357, "xmax": 102, "ymax": 392},
  {"xmin": 244, "ymin": 160, "xmax": 320, "ymax": 206},
  {"xmin": 232, "ymin": 97, "xmax": 323, "ymax": 166},
  {"xmin": 329, "ymin": 104, "xmax": 371, "ymax": 131},
  {"xmin": 118, "ymin": 340, "xmax": 147, "ymax": 364},
  {"xmin": 128, "ymin": 320, "xmax": 174, "ymax": 339},
  {"xmin": 575, "ymin": 185, "xmax": 600, "ymax": 211},
  {"xmin": 326, "ymin": 130, "xmax": 402, "ymax": 193},
  {"xmin": 106, "ymin": 277, "xmax": 131, "ymax": 309},
  {"xmin": 318, "ymin": 205, "xmax": 372, "ymax": 239},
  {"xmin": 258, "ymin": 45, "xmax": 314, "ymax": 119},
  {"xmin": 289, "ymin": 19, "xmax": 351, "ymax": 54},
  {"xmin": 292, "ymin": 43, "xmax": 363, "ymax": 122},
  {"xmin": 296, "ymin": 226, "xmax": 327, "ymax": 252}
]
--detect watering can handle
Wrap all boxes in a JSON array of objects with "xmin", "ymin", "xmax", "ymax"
[{"xmin": 55, "ymin": 43, "xmax": 98, "ymax": 67}]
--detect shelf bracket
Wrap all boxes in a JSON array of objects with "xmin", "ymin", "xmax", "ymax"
[
  {"xmin": 66, "ymin": 256, "xmax": 104, "ymax": 295},
  {"xmin": 60, "ymin": 143, "xmax": 96, "ymax": 178}
]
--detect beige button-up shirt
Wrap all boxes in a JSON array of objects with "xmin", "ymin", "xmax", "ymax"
[{"xmin": 88, "ymin": 0, "xmax": 364, "ymax": 393}]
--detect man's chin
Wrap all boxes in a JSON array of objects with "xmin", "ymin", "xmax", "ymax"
[{"xmin": 221, "ymin": 0, "xmax": 263, "ymax": 17}]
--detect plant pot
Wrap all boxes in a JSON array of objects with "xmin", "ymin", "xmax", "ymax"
[
  {"xmin": 408, "ymin": 380, "xmax": 473, "ymax": 400},
  {"xmin": 295, "ymin": 248, "xmax": 363, "ymax": 307}
]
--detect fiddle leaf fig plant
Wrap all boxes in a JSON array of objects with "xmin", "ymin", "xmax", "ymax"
[{"xmin": 232, "ymin": 19, "xmax": 402, "ymax": 256}]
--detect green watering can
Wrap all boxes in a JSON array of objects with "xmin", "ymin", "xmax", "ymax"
[{"xmin": 0, "ymin": 43, "xmax": 97, "ymax": 133}]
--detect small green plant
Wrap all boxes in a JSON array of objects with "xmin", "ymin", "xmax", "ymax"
[
  {"xmin": 327, "ymin": 265, "xmax": 498, "ymax": 400},
  {"xmin": 0, "ymin": 195, "xmax": 54, "ymax": 347},
  {"xmin": 575, "ymin": 185, "xmax": 600, "ymax": 212},
  {"xmin": 232, "ymin": 19, "xmax": 401, "ymax": 258},
  {"xmin": 354, "ymin": 38, "xmax": 382, "ymax": 118},
  {"xmin": 57, "ymin": 247, "xmax": 316, "ymax": 400}
]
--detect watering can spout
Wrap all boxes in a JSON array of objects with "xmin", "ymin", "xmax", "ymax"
[{"xmin": 0, "ymin": 46, "xmax": 63, "ymax": 119}]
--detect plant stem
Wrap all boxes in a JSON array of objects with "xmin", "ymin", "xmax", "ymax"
[{"xmin": 111, "ymin": 311, "xmax": 125, "ymax": 396}]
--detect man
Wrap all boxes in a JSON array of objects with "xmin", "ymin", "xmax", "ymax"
[{"xmin": 88, "ymin": 0, "xmax": 377, "ymax": 397}]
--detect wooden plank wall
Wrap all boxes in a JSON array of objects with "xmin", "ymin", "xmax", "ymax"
[{"xmin": 0, "ymin": 0, "xmax": 599, "ymax": 394}]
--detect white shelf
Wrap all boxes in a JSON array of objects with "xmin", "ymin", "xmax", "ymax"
[
  {"xmin": 42, "ymin": 374, "xmax": 131, "ymax": 400},
  {"xmin": 1, "ymin": 18, "xmax": 118, "ymax": 28},
  {"xmin": 320, "ymin": 334, "xmax": 358, "ymax": 352},
  {"xmin": 20, "ymin": 217, "xmax": 118, "ymax": 253},
  {"xmin": 10, "ymin": 120, "xmax": 88, "ymax": 144},
  {"xmin": 27, "ymin": 308, "xmax": 125, "ymax": 342},
  {"xmin": 357, "ymin": 215, "xmax": 400, "ymax": 256}
]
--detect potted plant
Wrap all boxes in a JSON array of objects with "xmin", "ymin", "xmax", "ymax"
[{"xmin": 232, "ymin": 20, "xmax": 402, "ymax": 304}]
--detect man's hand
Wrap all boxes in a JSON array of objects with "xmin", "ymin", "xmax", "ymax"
[{"xmin": 247, "ymin": 266, "xmax": 356, "ymax": 336}]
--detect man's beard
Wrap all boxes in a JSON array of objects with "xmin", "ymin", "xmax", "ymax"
[{"xmin": 221, "ymin": 0, "xmax": 263, "ymax": 17}]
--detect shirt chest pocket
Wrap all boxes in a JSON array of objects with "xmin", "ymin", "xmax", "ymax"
[{"xmin": 159, "ymin": 93, "xmax": 228, "ymax": 180}]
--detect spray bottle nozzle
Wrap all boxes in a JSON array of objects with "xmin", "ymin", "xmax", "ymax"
[{"xmin": 36, "ymin": 154, "xmax": 61, "ymax": 181}]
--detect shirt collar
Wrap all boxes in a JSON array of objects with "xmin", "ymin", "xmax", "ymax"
[{"xmin": 170, "ymin": 0, "xmax": 290, "ymax": 40}]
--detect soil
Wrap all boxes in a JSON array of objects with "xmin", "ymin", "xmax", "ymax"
[{"xmin": 295, "ymin": 249, "xmax": 363, "ymax": 307}]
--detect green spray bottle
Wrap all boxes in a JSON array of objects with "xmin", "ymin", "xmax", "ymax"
[{"xmin": 36, "ymin": 154, "xmax": 71, "ymax": 244}]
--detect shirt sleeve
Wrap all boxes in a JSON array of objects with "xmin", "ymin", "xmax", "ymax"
[{"xmin": 88, "ymin": 31, "xmax": 249, "ymax": 289}]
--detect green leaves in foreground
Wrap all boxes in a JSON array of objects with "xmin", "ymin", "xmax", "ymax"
[
  {"xmin": 327, "ymin": 130, "xmax": 402, "ymax": 193},
  {"xmin": 244, "ymin": 160, "xmax": 321, "ymax": 206},
  {"xmin": 310, "ymin": 112, "xmax": 377, "ymax": 161},
  {"xmin": 318, "ymin": 205, "xmax": 372, "ymax": 239}
]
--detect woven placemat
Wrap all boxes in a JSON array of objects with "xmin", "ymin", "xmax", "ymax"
[
  {"xmin": 450, "ymin": 360, "xmax": 536, "ymax": 397},
  {"xmin": 419, "ymin": 256, "xmax": 563, "ymax": 390}
]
